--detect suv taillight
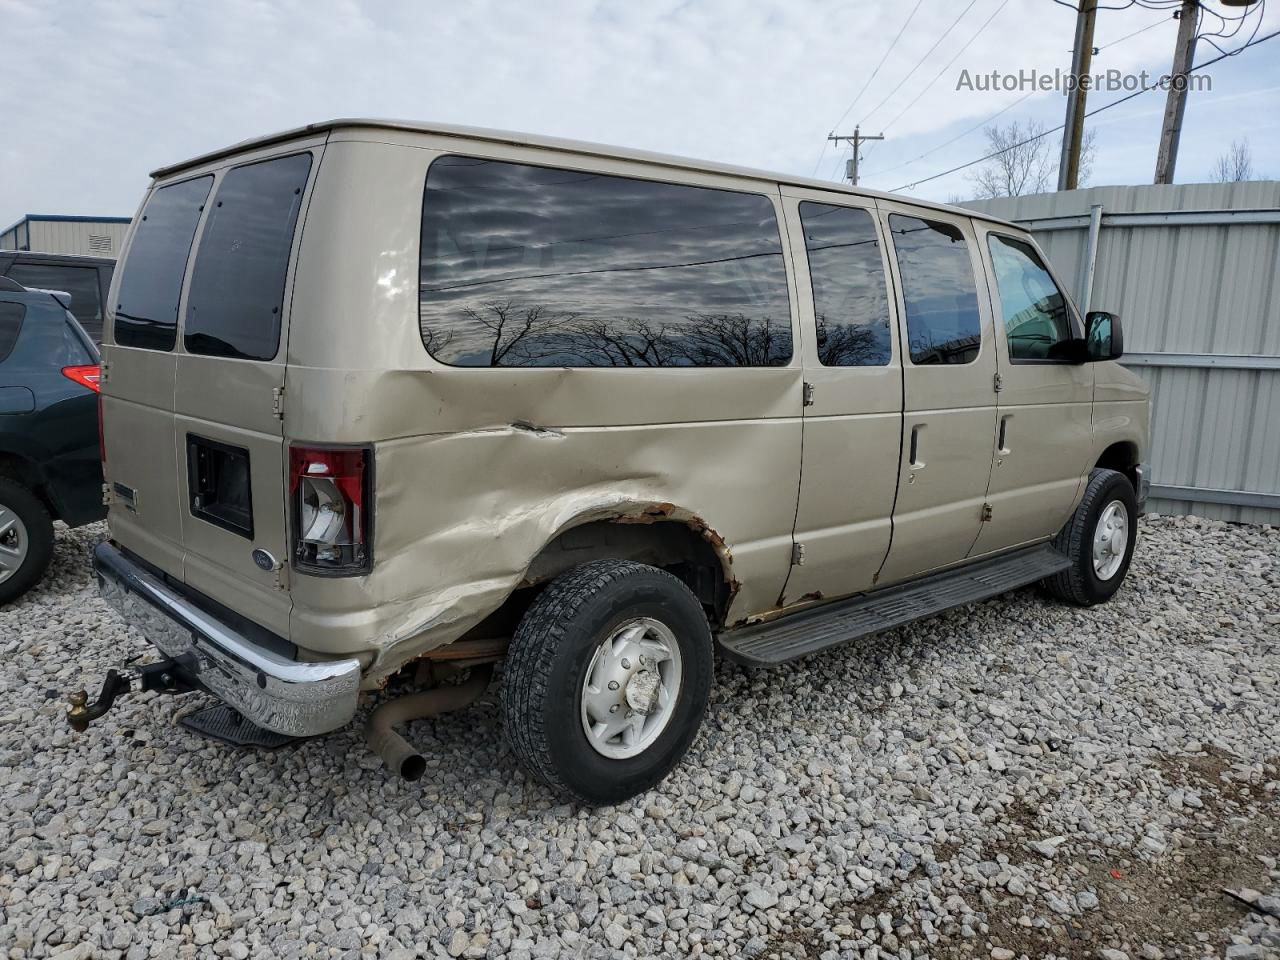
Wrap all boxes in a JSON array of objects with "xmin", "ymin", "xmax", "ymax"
[
  {"xmin": 289, "ymin": 444, "xmax": 372, "ymax": 574},
  {"xmin": 62, "ymin": 364, "xmax": 101, "ymax": 392}
]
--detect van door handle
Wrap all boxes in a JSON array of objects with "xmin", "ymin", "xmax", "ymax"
[
  {"xmin": 998, "ymin": 415, "xmax": 1012, "ymax": 454},
  {"xmin": 909, "ymin": 424, "xmax": 926, "ymax": 470}
]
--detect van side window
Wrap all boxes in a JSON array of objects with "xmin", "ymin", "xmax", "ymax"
[
  {"xmin": 5, "ymin": 263, "xmax": 103, "ymax": 343},
  {"xmin": 418, "ymin": 156, "xmax": 792, "ymax": 367},
  {"xmin": 987, "ymin": 234, "xmax": 1077, "ymax": 361},
  {"xmin": 888, "ymin": 215, "xmax": 981, "ymax": 366},
  {"xmin": 798, "ymin": 203, "xmax": 891, "ymax": 366},
  {"xmin": 115, "ymin": 176, "xmax": 213, "ymax": 351},
  {"xmin": 185, "ymin": 153, "xmax": 313, "ymax": 361}
]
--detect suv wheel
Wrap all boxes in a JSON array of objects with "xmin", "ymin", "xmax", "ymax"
[
  {"xmin": 1042, "ymin": 467, "xmax": 1138, "ymax": 606},
  {"xmin": 0, "ymin": 479, "xmax": 55, "ymax": 606},
  {"xmin": 502, "ymin": 559, "xmax": 713, "ymax": 806}
]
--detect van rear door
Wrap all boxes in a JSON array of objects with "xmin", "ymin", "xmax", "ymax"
[{"xmin": 105, "ymin": 141, "xmax": 324, "ymax": 638}]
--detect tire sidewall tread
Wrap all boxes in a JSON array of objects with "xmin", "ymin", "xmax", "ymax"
[
  {"xmin": 1043, "ymin": 468, "xmax": 1138, "ymax": 606},
  {"xmin": 502, "ymin": 559, "xmax": 713, "ymax": 807},
  {"xmin": 0, "ymin": 478, "xmax": 55, "ymax": 606}
]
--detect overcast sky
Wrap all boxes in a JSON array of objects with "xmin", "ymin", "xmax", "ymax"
[{"xmin": 3, "ymin": 0, "xmax": 1278, "ymax": 229}]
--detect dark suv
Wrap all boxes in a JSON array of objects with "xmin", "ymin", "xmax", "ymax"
[{"xmin": 0, "ymin": 278, "xmax": 105, "ymax": 603}]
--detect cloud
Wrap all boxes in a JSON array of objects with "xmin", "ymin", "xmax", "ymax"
[{"xmin": 3, "ymin": 0, "xmax": 1277, "ymax": 228}]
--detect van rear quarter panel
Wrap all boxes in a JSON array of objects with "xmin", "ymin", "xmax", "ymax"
[{"xmin": 286, "ymin": 134, "xmax": 803, "ymax": 674}]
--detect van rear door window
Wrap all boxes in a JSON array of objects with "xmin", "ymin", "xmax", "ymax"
[
  {"xmin": 114, "ymin": 176, "xmax": 212, "ymax": 351},
  {"xmin": 184, "ymin": 153, "xmax": 312, "ymax": 361},
  {"xmin": 419, "ymin": 156, "xmax": 792, "ymax": 367},
  {"xmin": 889, "ymin": 215, "xmax": 981, "ymax": 366}
]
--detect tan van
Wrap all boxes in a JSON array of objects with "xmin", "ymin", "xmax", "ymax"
[{"xmin": 70, "ymin": 120, "xmax": 1150, "ymax": 805}]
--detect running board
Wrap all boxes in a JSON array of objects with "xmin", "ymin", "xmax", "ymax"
[{"xmin": 718, "ymin": 544, "xmax": 1070, "ymax": 667}]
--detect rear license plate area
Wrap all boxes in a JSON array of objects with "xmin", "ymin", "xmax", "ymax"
[{"xmin": 187, "ymin": 435, "xmax": 254, "ymax": 538}]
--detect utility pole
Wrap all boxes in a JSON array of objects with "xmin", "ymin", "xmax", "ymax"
[
  {"xmin": 828, "ymin": 126, "xmax": 884, "ymax": 186},
  {"xmin": 1153, "ymin": 0, "xmax": 1200, "ymax": 184},
  {"xmin": 1058, "ymin": 0, "xmax": 1098, "ymax": 191}
]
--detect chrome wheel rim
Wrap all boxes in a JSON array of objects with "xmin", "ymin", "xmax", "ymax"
[
  {"xmin": 0, "ymin": 504, "xmax": 29, "ymax": 586},
  {"xmin": 580, "ymin": 617, "xmax": 683, "ymax": 760},
  {"xmin": 1092, "ymin": 499, "xmax": 1129, "ymax": 580}
]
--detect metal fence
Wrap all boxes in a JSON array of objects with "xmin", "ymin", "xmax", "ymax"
[{"xmin": 963, "ymin": 181, "xmax": 1280, "ymax": 525}]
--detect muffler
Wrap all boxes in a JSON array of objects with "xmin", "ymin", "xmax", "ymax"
[{"xmin": 363, "ymin": 664, "xmax": 494, "ymax": 781}]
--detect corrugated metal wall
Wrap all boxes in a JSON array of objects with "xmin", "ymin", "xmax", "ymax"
[
  {"xmin": 26, "ymin": 220, "xmax": 131, "ymax": 257},
  {"xmin": 964, "ymin": 182, "xmax": 1280, "ymax": 525}
]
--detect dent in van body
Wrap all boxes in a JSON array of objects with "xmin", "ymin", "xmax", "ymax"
[{"xmin": 279, "ymin": 136, "xmax": 807, "ymax": 682}]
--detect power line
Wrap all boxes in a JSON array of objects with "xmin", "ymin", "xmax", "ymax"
[
  {"xmin": 862, "ymin": 88, "xmax": 1037, "ymax": 180},
  {"xmin": 859, "ymin": 0, "xmax": 982, "ymax": 127},
  {"xmin": 880, "ymin": 0, "xmax": 1011, "ymax": 133},
  {"xmin": 1097, "ymin": 12, "xmax": 1174, "ymax": 50},
  {"xmin": 829, "ymin": 0, "xmax": 926, "ymax": 134},
  {"xmin": 888, "ymin": 25, "xmax": 1280, "ymax": 192}
]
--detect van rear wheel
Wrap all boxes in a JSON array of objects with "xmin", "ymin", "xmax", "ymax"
[
  {"xmin": 1042, "ymin": 468, "xmax": 1138, "ymax": 606},
  {"xmin": 502, "ymin": 559, "xmax": 713, "ymax": 806}
]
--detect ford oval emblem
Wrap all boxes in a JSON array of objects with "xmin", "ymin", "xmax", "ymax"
[{"xmin": 252, "ymin": 548, "xmax": 276, "ymax": 572}]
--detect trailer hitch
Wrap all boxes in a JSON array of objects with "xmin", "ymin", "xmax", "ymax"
[{"xmin": 66, "ymin": 657, "xmax": 198, "ymax": 732}]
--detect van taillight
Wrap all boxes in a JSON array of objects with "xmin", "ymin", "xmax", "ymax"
[
  {"xmin": 62, "ymin": 365, "xmax": 101, "ymax": 392},
  {"xmin": 289, "ymin": 444, "xmax": 372, "ymax": 574}
]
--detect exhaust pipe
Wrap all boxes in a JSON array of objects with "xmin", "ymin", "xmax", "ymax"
[{"xmin": 363, "ymin": 664, "xmax": 494, "ymax": 780}]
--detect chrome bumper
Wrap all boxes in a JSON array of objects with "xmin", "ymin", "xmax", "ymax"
[
  {"xmin": 1135, "ymin": 463, "xmax": 1151, "ymax": 513},
  {"xmin": 94, "ymin": 542, "xmax": 361, "ymax": 736}
]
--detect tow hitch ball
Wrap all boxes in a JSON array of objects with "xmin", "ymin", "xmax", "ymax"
[{"xmin": 66, "ymin": 658, "xmax": 195, "ymax": 732}]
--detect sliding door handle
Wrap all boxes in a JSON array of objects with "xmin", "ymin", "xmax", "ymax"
[
  {"xmin": 998, "ymin": 414, "xmax": 1012, "ymax": 454},
  {"xmin": 909, "ymin": 424, "xmax": 926, "ymax": 470}
]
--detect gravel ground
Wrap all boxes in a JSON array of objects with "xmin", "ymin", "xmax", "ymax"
[{"xmin": 1, "ymin": 515, "xmax": 1278, "ymax": 960}]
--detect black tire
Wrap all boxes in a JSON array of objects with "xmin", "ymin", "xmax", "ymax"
[
  {"xmin": 502, "ymin": 559, "xmax": 713, "ymax": 806},
  {"xmin": 1042, "ymin": 467, "xmax": 1138, "ymax": 606},
  {"xmin": 0, "ymin": 479, "xmax": 55, "ymax": 606}
]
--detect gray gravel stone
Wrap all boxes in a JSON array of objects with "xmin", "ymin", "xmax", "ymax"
[{"xmin": 1, "ymin": 516, "xmax": 1277, "ymax": 957}]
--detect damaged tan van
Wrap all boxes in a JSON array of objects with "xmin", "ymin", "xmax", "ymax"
[{"xmin": 70, "ymin": 120, "xmax": 1150, "ymax": 805}]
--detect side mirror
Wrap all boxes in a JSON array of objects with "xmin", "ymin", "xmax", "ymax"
[{"xmin": 1084, "ymin": 311, "xmax": 1123, "ymax": 362}]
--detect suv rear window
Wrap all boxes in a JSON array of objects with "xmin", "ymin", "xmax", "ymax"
[
  {"xmin": 115, "ymin": 176, "xmax": 213, "ymax": 350},
  {"xmin": 5, "ymin": 263, "xmax": 103, "ymax": 343},
  {"xmin": 184, "ymin": 153, "xmax": 312, "ymax": 361},
  {"xmin": 0, "ymin": 302, "xmax": 24, "ymax": 363}
]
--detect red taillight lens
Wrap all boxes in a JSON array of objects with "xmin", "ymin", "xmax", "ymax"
[
  {"xmin": 288, "ymin": 444, "xmax": 371, "ymax": 574},
  {"xmin": 62, "ymin": 364, "xmax": 101, "ymax": 393}
]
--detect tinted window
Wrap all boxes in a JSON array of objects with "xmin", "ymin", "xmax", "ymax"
[
  {"xmin": 799, "ymin": 202, "xmax": 891, "ymax": 366},
  {"xmin": 987, "ymin": 234, "xmax": 1077, "ymax": 361},
  {"xmin": 889, "ymin": 215, "xmax": 981, "ymax": 365},
  {"xmin": 115, "ymin": 176, "xmax": 212, "ymax": 350},
  {"xmin": 6, "ymin": 263, "xmax": 103, "ymax": 343},
  {"xmin": 185, "ymin": 153, "xmax": 312, "ymax": 361},
  {"xmin": 0, "ymin": 302, "xmax": 24, "ymax": 363},
  {"xmin": 419, "ymin": 157, "xmax": 792, "ymax": 367}
]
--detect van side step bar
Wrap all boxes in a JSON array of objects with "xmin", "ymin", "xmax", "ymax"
[{"xmin": 718, "ymin": 544, "xmax": 1070, "ymax": 667}]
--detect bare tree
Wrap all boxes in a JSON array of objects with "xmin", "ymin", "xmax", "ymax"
[
  {"xmin": 1210, "ymin": 139, "xmax": 1255, "ymax": 183},
  {"xmin": 965, "ymin": 122, "xmax": 1098, "ymax": 199},
  {"xmin": 967, "ymin": 120, "xmax": 1055, "ymax": 199}
]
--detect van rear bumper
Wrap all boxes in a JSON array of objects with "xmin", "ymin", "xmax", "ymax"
[{"xmin": 94, "ymin": 542, "xmax": 361, "ymax": 736}]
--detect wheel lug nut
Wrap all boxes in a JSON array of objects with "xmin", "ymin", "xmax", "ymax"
[
  {"xmin": 609, "ymin": 704, "xmax": 619, "ymax": 713},
  {"xmin": 608, "ymin": 680, "xmax": 619, "ymax": 691},
  {"xmin": 621, "ymin": 658, "xmax": 631, "ymax": 669}
]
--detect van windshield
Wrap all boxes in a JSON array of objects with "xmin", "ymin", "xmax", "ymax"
[{"xmin": 184, "ymin": 152, "xmax": 312, "ymax": 362}]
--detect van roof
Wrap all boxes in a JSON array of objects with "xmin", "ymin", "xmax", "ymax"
[{"xmin": 150, "ymin": 118, "xmax": 1023, "ymax": 230}]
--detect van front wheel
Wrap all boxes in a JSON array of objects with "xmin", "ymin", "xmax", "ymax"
[
  {"xmin": 502, "ymin": 559, "xmax": 713, "ymax": 806},
  {"xmin": 1042, "ymin": 467, "xmax": 1138, "ymax": 606}
]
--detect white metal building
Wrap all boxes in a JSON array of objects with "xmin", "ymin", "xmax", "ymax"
[
  {"xmin": 0, "ymin": 214, "xmax": 132, "ymax": 257},
  {"xmin": 963, "ymin": 181, "xmax": 1280, "ymax": 525}
]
